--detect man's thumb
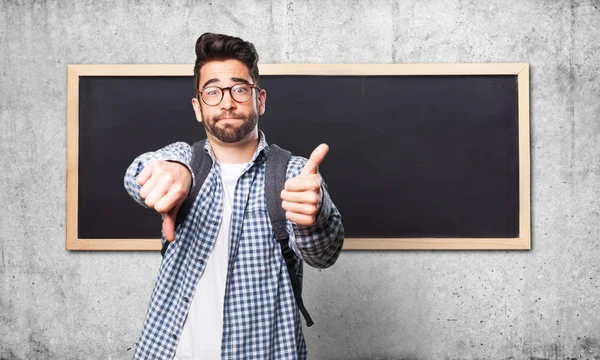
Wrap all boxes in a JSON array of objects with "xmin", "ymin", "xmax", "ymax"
[
  {"xmin": 162, "ymin": 203, "xmax": 182, "ymax": 242},
  {"xmin": 300, "ymin": 144, "xmax": 329, "ymax": 176}
]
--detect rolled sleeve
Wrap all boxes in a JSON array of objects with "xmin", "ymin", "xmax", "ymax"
[
  {"xmin": 123, "ymin": 142, "xmax": 194, "ymax": 208},
  {"xmin": 285, "ymin": 156, "xmax": 345, "ymax": 269}
]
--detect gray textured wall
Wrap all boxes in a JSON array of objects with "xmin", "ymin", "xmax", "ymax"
[{"xmin": 1, "ymin": 0, "xmax": 599, "ymax": 359}]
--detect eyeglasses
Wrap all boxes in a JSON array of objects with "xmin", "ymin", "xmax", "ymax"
[{"xmin": 197, "ymin": 84, "xmax": 260, "ymax": 106}]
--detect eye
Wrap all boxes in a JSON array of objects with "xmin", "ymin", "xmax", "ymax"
[
  {"xmin": 232, "ymin": 85, "xmax": 250, "ymax": 94},
  {"xmin": 204, "ymin": 87, "xmax": 220, "ymax": 96}
]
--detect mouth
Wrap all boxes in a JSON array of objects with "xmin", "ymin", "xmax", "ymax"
[
  {"xmin": 218, "ymin": 116, "xmax": 243, "ymax": 121},
  {"xmin": 217, "ymin": 118, "xmax": 244, "ymax": 126}
]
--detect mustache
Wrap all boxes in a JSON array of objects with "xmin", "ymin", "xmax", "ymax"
[{"xmin": 215, "ymin": 112, "xmax": 244, "ymax": 120}]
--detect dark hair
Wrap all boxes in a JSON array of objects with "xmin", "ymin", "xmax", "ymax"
[{"xmin": 193, "ymin": 32, "xmax": 260, "ymax": 92}]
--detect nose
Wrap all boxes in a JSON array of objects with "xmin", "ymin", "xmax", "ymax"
[{"xmin": 220, "ymin": 89, "xmax": 236, "ymax": 111}]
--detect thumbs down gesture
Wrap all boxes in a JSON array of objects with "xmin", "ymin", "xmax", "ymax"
[
  {"xmin": 280, "ymin": 144, "xmax": 329, "ymax": 226},
  {"xmin": 137, "ymin": 160, "xmax": 192, "ymax": 242}
]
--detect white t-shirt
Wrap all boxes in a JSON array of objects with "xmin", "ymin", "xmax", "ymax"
[{"xmin": 174, "ymin": 162, "xmax": 247, "ymax": 360}]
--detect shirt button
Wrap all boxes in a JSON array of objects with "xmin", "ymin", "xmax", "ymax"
[
  {"xmin": 183, "ymin": 297, "xmax": 189, "ymax": 303},
  {"xmin": 172, "ymin": 334, "xmax": 177, "ymax": 340},
  {"xmin": 199, "ymin": 259, "xmax": 204, "ymax": 265},
  {"xmin": 212, "ymin": 220, "xmax": 218, "ymax": 225}
]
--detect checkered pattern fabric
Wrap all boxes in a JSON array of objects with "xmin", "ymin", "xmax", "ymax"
[{"xmin": 124, "ymin": 132, "xmax": 344, "ymax": 360}]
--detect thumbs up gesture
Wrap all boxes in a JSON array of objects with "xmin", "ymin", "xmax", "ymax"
[
  {"xmin": 137, "ymin": 160, "xmax": 192, "ymax": 242},
  {"xmin": 281, "ymin": 144, "xmax": 329, "ymax": 226}
]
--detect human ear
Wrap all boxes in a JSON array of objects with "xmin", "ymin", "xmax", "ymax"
[
  {"xmin": 258, "ymin": 89, "xmax": 266, "ymax": 115},
  {"xmin": 191, "ymin": 97, "xmax": 203, "ymax": 123}
]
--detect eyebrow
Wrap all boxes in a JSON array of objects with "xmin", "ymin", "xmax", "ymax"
[{"xmin": 202, "ymin": 77, "xmax": 251, "ymax": 89}]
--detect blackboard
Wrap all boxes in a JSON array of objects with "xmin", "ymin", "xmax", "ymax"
[{"xmin": 66, "ymin": 64, "xmax": 530, "ymax": 250}]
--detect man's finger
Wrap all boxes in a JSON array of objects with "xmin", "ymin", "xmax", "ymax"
[
  {"xmin": 154, "ymin": 186, "xmax": 186, "ymax": 213},
  {"xmin": 300, "ymin": 144, "xmax": 329, "ymax": 176},
  {"xmin": 285, "ymin": 211, "xmax": 315, "ymax": 226},
  {"xmin": 137, "ymin": 162, "xmax": 155, "ymax": 186},
  {"xmin": 283, "ymin": 175, "xmax": 321, "ymax": 193},
  {"xmin": 281, "ymin": 189, "xmax": 320, "ymax": 204},
  {"xmin": 141, "ymin": 167, "xmax": 174, "ymax": 203},
  {"xmin": 162, "ymin": 203, "xmax": 182, "ymax": 242},
  {"xmin": 139, "ymin": 173, "xmax": 160, "ymax": 200},
  {"xmin": 281, "ymin": 201, "xmax": 319, "ymax": 216},
  {"xmin": 143, "ymin": 183, "xmax": 169, "ymax": 209}
]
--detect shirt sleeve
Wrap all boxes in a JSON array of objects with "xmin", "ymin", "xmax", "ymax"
[
  {"xmin": 285, "ymin": 156, "xmax": 345, "ymax": 269},
  {"xmin": 123, "ymin": 142, "xmax": 194, "ymax": 208}
]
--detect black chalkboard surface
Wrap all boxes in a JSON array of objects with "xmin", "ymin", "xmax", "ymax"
[{"xmin": 67, "ymin": 64, "xmax": 530, "ymax": 250}]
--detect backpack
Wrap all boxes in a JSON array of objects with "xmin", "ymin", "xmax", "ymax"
[{"xmin": 161, "ymin": 139, "xmax": 314, "ymax": 327}]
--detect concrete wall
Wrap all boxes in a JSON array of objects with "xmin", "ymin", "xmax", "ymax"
[{"xmin": 1, "ymin": 0, "xmax": 599, "ymax": 359}]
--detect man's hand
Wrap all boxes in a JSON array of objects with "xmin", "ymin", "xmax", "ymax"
[
  {"xmin": 281, "ymin": 144, "xmax": 329, "ymax": 226},
  {"xmin": 137, "ymin": 160, "xmax": 192, "ymax": 242}
]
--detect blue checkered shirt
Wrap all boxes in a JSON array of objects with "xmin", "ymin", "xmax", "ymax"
[{"xmin": 124, "ymin": 132, "xmax": 344, "ymax": 359}]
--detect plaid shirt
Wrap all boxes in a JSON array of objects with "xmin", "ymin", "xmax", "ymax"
[{"xmin": 124, "ymin": 132, "xmax": 344, "ymax": 359}]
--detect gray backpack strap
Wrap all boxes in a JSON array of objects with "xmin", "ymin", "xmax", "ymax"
[
  {"xmin": 266, "ymin": 144, "xmax": 314, "ymax": 327},
  {"xmin": 265, "ymin": 144, "xmax": 291, "ymax": 243},
  {"xmin": 161, "ymin": 139, "xmax": 211, "ymax": 257}
]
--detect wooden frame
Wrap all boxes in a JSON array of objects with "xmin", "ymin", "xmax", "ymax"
[{"xmin": 67, "ymin": 63, "xmax": 530, "ymax": 250}]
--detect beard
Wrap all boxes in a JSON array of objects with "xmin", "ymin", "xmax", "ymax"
[{"xmin": 202, "ymin": 110, "xmax": 258, "ymax": 143}]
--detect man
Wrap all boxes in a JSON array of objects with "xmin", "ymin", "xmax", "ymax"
[{"xmin": 124, "ymin": 33, "xmax": 344, "ymax": 360}]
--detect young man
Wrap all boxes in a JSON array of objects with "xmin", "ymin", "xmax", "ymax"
[{"xmin": 124, "ymin": 33, "xmax": 344, "ymax": 360}]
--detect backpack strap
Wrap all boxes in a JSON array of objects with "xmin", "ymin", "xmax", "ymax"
[
  {"xmin": 161, "ymin": 139, "xmax": 211, "ymax": 257},
  {"xmin": 266, "ymin": 144, "xmax": 314, "ymax": 327}
]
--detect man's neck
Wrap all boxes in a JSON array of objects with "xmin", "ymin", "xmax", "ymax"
[{"xmin": 206, "ymin": 131, "xmax": 259, "ymax": 164}]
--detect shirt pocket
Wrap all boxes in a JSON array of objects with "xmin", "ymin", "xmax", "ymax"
[
  {"xmin": 241, "ymin": 206, "xmax": 276, "ymax": 261},
  {"xmin": 243, "ymin": 191, "xmax": 269, "ymax": 219}
]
